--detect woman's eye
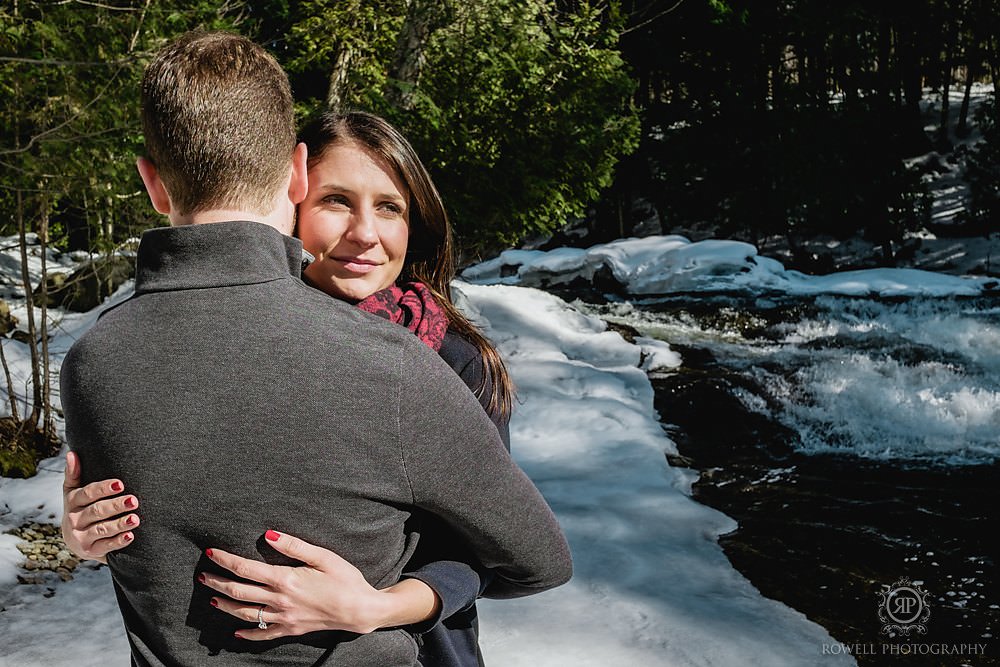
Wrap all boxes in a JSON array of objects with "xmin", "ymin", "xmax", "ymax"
[
  {"xmin": 321, "ymin": 194, "xmax": 349, "ymax": 207},
  {"xmin": 379, "ymin": 202, "xmax": 404, "ymax": 216}
]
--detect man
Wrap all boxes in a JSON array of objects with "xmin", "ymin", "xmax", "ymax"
[{"xmin": 60, "ymin": 31, "xmax": 570, "ymax": 666}]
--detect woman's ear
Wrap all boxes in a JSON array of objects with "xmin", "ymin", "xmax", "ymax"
[
  {"xmin": 136, "ymin": 157, "xmax": 172, "ymax": 216},
  {"xmin": 288, "ymin": 142, "xmax": 309, "ymax": 205}
]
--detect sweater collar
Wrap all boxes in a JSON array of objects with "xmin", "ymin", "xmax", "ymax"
[{"xmin": 134, "ymin": 221, "xmax": 310, "ymax": 294}]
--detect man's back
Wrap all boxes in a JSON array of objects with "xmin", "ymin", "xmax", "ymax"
[{"xmin": 61, "ymin": 222, "xmax": 570, "ymax": 665}]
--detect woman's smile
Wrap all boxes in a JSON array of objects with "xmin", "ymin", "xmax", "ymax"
[{"xmin": 332, "ymin": 256, "xmax": 383, "ymax": 273}]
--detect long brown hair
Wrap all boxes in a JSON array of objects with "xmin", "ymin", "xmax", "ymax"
[{"xmin": 298, "ymin": 111, "xmax": 514, "ymax": 418}]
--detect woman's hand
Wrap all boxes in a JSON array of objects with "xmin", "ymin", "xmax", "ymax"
[
  {"xmin": 60, "ymin": 451, "xmax": 140, "ymax": 563},
  {"xmin": 200, "ymin": 530, "xmax": 441, "ymax": 640}
]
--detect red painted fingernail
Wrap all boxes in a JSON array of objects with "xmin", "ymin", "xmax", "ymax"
[
  {"xmin": 126, "ymin": 515, "xmax": 138, "ymax": 526},
  {"xmin": 124, "ymin": 496, "xmax": 137, "ymax": 509},
  {"xmin": 265, "ymin": 530, "xmax": 280, "ymax": 542},
  {"xmin": 197, "ymin": 573, "xmax": 206, "ymax": 583},
  {"xmin": 210, "ymin": 598, "xmax": 218, "ymax": 607},
  {"xmin": 205, "ymin": 549, "xmax": 213, "ymax": 558},
  {"xmin": 110, "ymin": 481, "xmax": 123, "ymax": 492},
  {"xmin": 234, "ymin": 632, "xmax": 244, "ymax": 640},
  {"xmin": 123, "ymin": 532, "xmax": 133, "ymax": 542}
]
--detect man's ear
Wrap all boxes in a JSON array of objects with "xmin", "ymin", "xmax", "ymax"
[
  {"xmin": 288, "ymin": 142, "xmax": 308, "ymax": 206},
  {"xmin": 136, "ymin": 157, "xmax": 172, "ymax": 216}
]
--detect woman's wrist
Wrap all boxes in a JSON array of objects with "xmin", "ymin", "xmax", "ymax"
[{"xmin": 363, "ymin": 578, "xmax": 442, "ymax": 632}]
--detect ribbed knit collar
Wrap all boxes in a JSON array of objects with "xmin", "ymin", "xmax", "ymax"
[{"xmin": 134, "ymin": 221, "xmax": 309, "ymax": 294}]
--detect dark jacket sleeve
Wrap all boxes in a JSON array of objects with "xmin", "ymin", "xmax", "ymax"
[
  {"xmin": 399, "ymin": 344, "xmax": 510, "ymax": 630},
  {"xmin": 397, "ymin": 343, "xmax": 572, "ymax": 601}
]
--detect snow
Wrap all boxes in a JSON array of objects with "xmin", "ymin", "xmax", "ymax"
[
  {"xmin": 911, "ymin": 82, "xmax": 995, "ymax": 227},
  {"xmin": 463, "ymin": 234, "xmax": 997, "ymax": 297},
  {"xmin": 1, "ymin": 266, "xmax": 851, "ymax": 665},
  {"xmin": 457, "ymin": 283, "xmax": 849, "ymax": 665}
]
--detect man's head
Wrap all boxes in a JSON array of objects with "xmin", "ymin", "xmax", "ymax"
[{"xmin": 137, "ymin": 31, "xmax": 306, "ymax": 229}]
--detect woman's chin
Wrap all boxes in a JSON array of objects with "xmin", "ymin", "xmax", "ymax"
[{"xmin": 324, "ymin": 281, "xmax": 381, "ymax": 303}]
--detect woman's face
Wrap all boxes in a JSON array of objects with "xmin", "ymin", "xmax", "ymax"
[{"xmin": 298, "ymin": 141, "xmax": 410, "ymax": 301}]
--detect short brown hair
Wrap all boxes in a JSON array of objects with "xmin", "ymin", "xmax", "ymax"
[
  {"xmin": 298, "ymin": 111, "xmax": 514, "ymax": 417},
  {"xmin": 140, "ymin": 31, "xmax": 296, "ymax": 216}
]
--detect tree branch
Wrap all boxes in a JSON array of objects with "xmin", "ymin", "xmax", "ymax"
[
  {"xmin": 621, "ymin": 0, "xmax": 686, "ymax": 35},
  {"xmin": 0, "ymin": 55, "xmax": 139, "ymax": 66}
]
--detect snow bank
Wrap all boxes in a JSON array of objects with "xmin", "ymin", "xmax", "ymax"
[{"xmin": 463, "ymin": 235, "xmax": 996, "ymax": 297}]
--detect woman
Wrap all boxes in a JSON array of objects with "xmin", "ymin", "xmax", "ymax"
[{"xmin": 61, "ymin": 111, "xmax": 515, "ymax": 667}]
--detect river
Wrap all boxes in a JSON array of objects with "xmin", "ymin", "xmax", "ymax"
[{"xmin": 576, "ymin": 292, "xmax": 999, "ymax": 666}]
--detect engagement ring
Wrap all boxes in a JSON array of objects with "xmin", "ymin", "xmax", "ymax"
[{"xmin": 257, "ymin": 606, "xmax": 268, "ymax": 630}]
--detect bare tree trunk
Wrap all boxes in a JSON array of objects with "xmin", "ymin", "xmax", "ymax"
[
  {"xmin": 957, "ymin": 59, "xmax": 976, "ymax": 136},
  {"xmin": 939, "ymin": 41, "xmax": 954, "ymax": 149},
  {"xmin": 937, "ymin": 14, "xmax": 958, "ymax": 150},
  {"xmin": 958, "ymin": 1, "xmax": 982, "ymax": 137},
  {"xmin": 326, "ymin": 43, "xmax": 355, "ymax": 112},
  {"xmin": 990, "ymin": 35, "xmax": 1000, "ymax": 115},
  {"xmin": 104, "ymin": 195, "xmax": 114, "ymax": 247},
  {"xmin": 386, "ymin": 0, "xmax": 450, "ymax": 111},
  {"xmin": 0, "ymin": 339, "xmax": 19, "ymax": 421},
  {"xmin": 37, "ymin": 192, "xmax": 53, "ymax": 440},
  {"xmin": 877, "ymin": 17, "xmax": 893, "ymax": 115},
  {"xmin": 15, "ymin": 190, "xmax": 42, "ymax": 430}
]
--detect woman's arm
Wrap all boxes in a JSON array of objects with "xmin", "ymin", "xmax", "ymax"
[
  {"xmin": 63, "ymin": 455, "xmax": 442, "ymax": 637},
  {"xmin": 60, "ymin": 451, "xmax": 140, "ymax": 563},
  {"xmin": 201, "ymin": 531, "xmax": 441, "ymax": 638}
]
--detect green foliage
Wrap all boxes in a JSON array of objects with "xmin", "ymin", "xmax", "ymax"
[
  {"xmin": 289, "ymin": 0, "xmax": 639, "ymax": 253},
  {"xmin": 0, "ymin": 416, "xmax": 61, "ymax": 478},
  {"xmin": 407, "ymin": 2, "xmax": 639, "ymax": 250},
  {"xmin": 0, "ymin": 1, "xmax": 243, "ymax": 252}
]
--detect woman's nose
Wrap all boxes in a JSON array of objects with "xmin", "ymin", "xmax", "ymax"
[{"xmin": 346, "ymin": 208, "xmax": 379, "ymax": 247}]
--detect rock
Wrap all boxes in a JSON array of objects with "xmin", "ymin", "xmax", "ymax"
[
  {"xmin": 0, "ymin": 299, "xmax": 16, "ymax": 335},
  {"xmin": 33, "ymin": 254, "xmax": 134, "ymax": 312},
  {"xmin": 6, "ymin": 521, "xmax": 84, "ymax": 582}
]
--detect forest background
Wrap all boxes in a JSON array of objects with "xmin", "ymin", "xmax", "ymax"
[{"xmin": 2, "ymin": 0, "xmax": 1000, "ymax": 474}]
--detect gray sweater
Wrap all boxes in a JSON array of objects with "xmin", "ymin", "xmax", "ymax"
[{"xmin": 60, "ymin": 221, "xmax": 572, "ymax": 666}]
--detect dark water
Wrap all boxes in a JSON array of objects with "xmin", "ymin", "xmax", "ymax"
[{"xmin": 578, "ymin": 293, "xmax": 1000, "ymax": 665}]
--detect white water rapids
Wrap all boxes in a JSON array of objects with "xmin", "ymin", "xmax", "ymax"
[{"xmin": 581, "ymin": 295, "xmax": 1000, "ymax": 466}]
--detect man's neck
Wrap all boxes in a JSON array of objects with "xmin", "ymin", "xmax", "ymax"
[{"xmin": 168, "ymin": 206, "xmax": 293, "ymax": 236}]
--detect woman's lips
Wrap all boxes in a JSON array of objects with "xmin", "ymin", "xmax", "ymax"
[{"xmin": 333, "ymin": 257, "xmax": 381, "ymax": 274}]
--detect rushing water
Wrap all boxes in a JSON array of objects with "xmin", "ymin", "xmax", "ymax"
[
  {"xmin": 582, "ymin": 293, "xmax": 1000, "ymax": 467},
  {"xmin": 574, "ymin": 291, "xmax": 999, "ymax": 664}
]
